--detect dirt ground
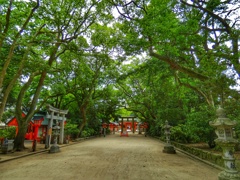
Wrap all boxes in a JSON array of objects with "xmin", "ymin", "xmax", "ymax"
[{"xmin": 0, "ymin": 133, "xmax": 221, "ymax": 180}]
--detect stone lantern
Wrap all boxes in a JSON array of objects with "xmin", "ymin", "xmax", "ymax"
[
  {"xmin": 209, "ymin": 107, "xmax": 240, "ymax": 179},
  {"xmin": 162, "ymin": 120, "xmax": 176, "ymax": 154},
  {"xmin": 49, "ymin": 122, "xmax": 61, "ymax": 153}
]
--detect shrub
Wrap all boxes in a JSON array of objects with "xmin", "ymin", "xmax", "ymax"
[
  {"xmin": 148, "ymin": 124, "xmax": 162, "ymax": 137},
  {"xmin": 64, "ymin": 123, "xmax": 80, "ymax": 139},
  {"xmin": 184, "ymin": 110, "xmax": 216, "ymax": 145},
  {"xmin": 170, "ymin": 124, "xmax": 188, "ymax": 143},
  {"xmin": 81, "ymin": 130, "xmax": 90, "ymax": 138},
  {"xmin": 170, "ymin": 108, "xmax": 216, "ymax": 147},
  {"xmin": 81, "ymin": 127, "xmax": 97, "ymax": 138},
  {"xmin": 0, "ymin": 126, "xmax": 16, "ymax": 139}
]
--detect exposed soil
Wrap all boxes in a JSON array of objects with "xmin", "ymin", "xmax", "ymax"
[{"xmin": 0, "ymin": 133, "xmax": 221, "ymax": 180}]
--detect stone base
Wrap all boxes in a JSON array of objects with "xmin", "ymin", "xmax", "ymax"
[
  {"xmin": 163, "ymin": 144, "xmax": 176, "ymax": 154},
  {"xmin": 49, "ymin": 145, "xmax": 60, "ymax": 153},
  {"xmin": 1, "ymin": 143, "xmax": 14, "ymax": 154},
  {"xmin": 218, "ymin": 171, "xmax": 240, "ymax": 180}
]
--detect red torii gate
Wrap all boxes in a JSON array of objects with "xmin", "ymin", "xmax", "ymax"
[{"xmin": 119, "ymin": 116, "xmax": 138, "ymax": 137}]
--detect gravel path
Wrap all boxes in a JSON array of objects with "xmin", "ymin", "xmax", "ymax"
[{"xmin": 0, "ymin": 133, "xmax": 221, "ymax": 180}]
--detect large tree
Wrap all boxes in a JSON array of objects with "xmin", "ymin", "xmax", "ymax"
[
  {"xmin": 52, "ymin": 38, "xmax": 119, "ymax": 136},
  {"xmin": 112, "ymin": 0, "xmax": 239, "ymax": 107},
  {"xmin": 0, "ymin": 0, "xmax": 42, "ymax": 121},
  {"xmin": 11, "ymin": 0, "xmax": 111, "ymax": 150},
  {"xmin": 116, "ymin": 56, "xmax": 188, "ymax": 124}
]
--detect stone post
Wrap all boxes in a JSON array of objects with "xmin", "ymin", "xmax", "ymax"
[
  {"xmin": 162, "ymin": 120, "xmax": 176, "ymax": 154},
  {"xmin": 209, "ymin": 107, "xmax": 240, "ymax": 180},
  {"xmin": 45, "ymin": 111, "xmax": 53, "ymax": 149},
  {"xmin": 59, "ymin": 114, "xmax": 65, "ymax": 144}
]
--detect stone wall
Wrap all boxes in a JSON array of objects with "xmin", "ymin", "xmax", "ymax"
[
  {"xmin": 157, "ymin": 137, "xmax": 240, "ymax": 171},
  {"xmin": 170, "ymin": 141, "xmax": 240, "ymax": 171},
  {"xmin": 171, "ymin": 141, "xmax": 226, "ymax": 169}
]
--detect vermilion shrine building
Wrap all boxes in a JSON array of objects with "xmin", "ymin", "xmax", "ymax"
[
  {"xmin": 107, "ymin": 116, "xmax": 145, "ymax": 133},
  {"xmin": 6, "ymin": 110, "xmax": 66, "ymax": 143},
  {"xmin": 107, "ymin": 116, "xmax": 147, "ymax": 134}
]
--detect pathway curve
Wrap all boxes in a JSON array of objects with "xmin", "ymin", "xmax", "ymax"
[{"xmin": 0, "ymin": 134, "xmax": 221, "ymax": 180}]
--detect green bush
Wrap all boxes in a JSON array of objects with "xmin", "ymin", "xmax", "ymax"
[
  {"xmin": 0, "ymin": 126, "xmax": 17, "ymax": 139},
  {"xmin": 148, "ymin": 124, "xmax": 162, "ymax": 137},
  {"xmin": 169, "ymin": 108, "xmax": 216, "ymax": 147},
  {"xmin": 184, "ymin": 110, "xmax": 216, "ymax": 144},
  {"xmin": 81, "ymin": 130, "xmax": 90, "ymax": 137},
  {"xmin": 81, "ymin": 127, "xmax": 97, "ymax": 138},
  {"xmin": 64, "ymin": 123, "xmax": 80, "ymax": 139},
  {"xmin": 170, "ymin": 124, "xmax": 188, "ymax": 143}
]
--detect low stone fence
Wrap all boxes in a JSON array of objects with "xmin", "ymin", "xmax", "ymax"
[
  {"xmin": 171, "ymin": 141, "xmax": 240, "ymax": 172},
  {"xmin": 171, "ymin": 141, "xmax": 225, "ymax": 168},
  {"xmin": 153, "ymin": 135, "xmax": 240, "ymax": 171}
]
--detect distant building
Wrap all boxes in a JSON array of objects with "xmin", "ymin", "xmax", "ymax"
[{"xmin": 118, "ymin": 116, "xmax": 140, "ymax": 133}]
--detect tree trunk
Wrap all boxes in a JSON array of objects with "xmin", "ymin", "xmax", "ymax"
[
  {"xmin": 14, "ymin": 119, "xmax": 28, "ymax": 151},
  {"xmin": 77, "ymin": 106, "xmax": 87, "ymax": 137},
  {"xmin": 13, "ymin": 71, "xmax": 46, "ymax": 151},
  {"xmin": 12, "ymin": 42, "xmax": 60, "ymax": 150}
]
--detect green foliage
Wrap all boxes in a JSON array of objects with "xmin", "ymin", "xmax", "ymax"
[
  {"xmin": 1, "ymin": 0, "xmax": 239, "ymax": 150},
  {"xmin": 224, "ymin": 100, "xmax": 240, "ymax": 141},
  {"xmin": 0, "ymin": 126, "xmax": 17, "ymax": 139},
  {"xmin": 81, "ymin": 130, "xmax": 90, "ymax": 138},
  {"xmin": 170, "ymin": 125, "xmax": 189, "ymax": 143},
  {"xmin": 148, "ymin": 122, "xmax": 162, "ymax": 137},
  {"xmin": 1, "ymin": 110, "xmax": 15, "ymax": 123},
  {"xmin": 80, "ymin": 127, "xmax": 96, "ymax": 138},
  {"xmin": 64, "ymin": 123, "xmax": 80, "ymax": 139},
  {"xmin": 115, "ymin": 108, "xmax": 133, "ymax": 117},
  {"xmin": 170, "ymin": 108, "xmax": 216, "ymax": 144}
]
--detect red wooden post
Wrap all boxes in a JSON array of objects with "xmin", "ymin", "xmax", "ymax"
[
  {"xmin": 32, "ymin": 119, "xmax": 43, "ymax": 151},
  {"xmin": 33, "ymin": 119, "xmax": 43, "ymax": 140}
]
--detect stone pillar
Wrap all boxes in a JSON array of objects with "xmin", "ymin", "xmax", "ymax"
[
  {"xmin": 59, "ymin": 115, "xmax": 65, "ymax": 144},
  {"xmin": 209, "ymin": 107, "xmax": 240, "ymax": 180},
  {"xmin": 45, "ymin": 112, "xmax": 53, "ymax": 149}
]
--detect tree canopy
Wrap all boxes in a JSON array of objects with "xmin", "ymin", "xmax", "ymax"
[{"xmin": 0, "ymin": 0, "xmax": 239, "ymax": 149}]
